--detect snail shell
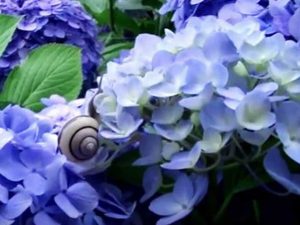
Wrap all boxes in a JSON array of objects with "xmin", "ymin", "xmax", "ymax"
[{"xmin": 59, "ymin": 116, "xmax": 100, "ymax": 162}]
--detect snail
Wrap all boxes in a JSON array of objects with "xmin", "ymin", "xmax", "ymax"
[
  {"xmin": 58, "ymin": 116, "xmax": 100, "ymax": 162},
  {"xmin": 59, "ymin": 92, "xmax": 100, "ymax": 162}
]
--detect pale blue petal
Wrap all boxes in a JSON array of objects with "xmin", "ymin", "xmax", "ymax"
[
  {"xmin": 181, "ymin": 60, "xmax": 208, "ymax": 94},
  {"xmin": 23, "ymin": 173, "xmax": 47, "ymax": 196},
  {"xmin": 148, "ymin": 82, "xmax": 180, "ymax": 97},
  {"xmin": 0, "ymin": 192, "xmax": 32, "ymax": 220},
  {"xmin": 134, "ymin": 134, "xmax": 162, "ymax": 166},
  {"xmin": 200, "ymin": 129, "xmax": 224, "ymax": 153},
  {"xmin": 200, "ymin": 99, "xmax": 237, "ymax": 132},
  {"xmin": 203, "ymin": 32, "xmax": 237, "ymax": 63},
  {"xmin": 172, "ymin": 174, "xmax": 194, "ymax": 206},
  {"xmin": 161, "ymin": 141, "xmax": 181, "ymax": 161},
  {"xmin": 161, "ymin": 142, "xmax": 202, "ymax": 170},
  {"xmin": 156, "ymin": 209, "xmax": 192, "ymax": 225},
  {"xmin": 19, "ymin": 149, "xmax": 55, "ymax": 169},
  {"xmin": 114, "ymin": 77, "xmax": 144, "ymax": 107},
  {"xmin": 264, "ymin": 148, "xmax": 300, "ymax": 195},
  {"xmin": 190, "ymin": 0, "xmax": 204, "ymax": 4},
  {"xmin": 142, "ymin": 70, "xmax": 164, "ymax": 88},
  {"xmin": 190, "ymin": 174, "xmax": 209, "ymax": 205},
  {"xmin": 179, "ymin": 84, "xmax": 214, "ymax": 110},
  {"xmin": 253, "ymin": 82, "xmax": 278, "ymax": 95},
  {"xmin": 0, "ymin": 148, "xmax": 30, "ymax": 182},
  {"xmin": 284, "ymin": 143, "xmax": 300, "ymax": 165},
  {"xmin": 209, "ymin": 63, "xmax": 229, "ymax": 88},
  {"xmin": 235, "ymin": 0, "xmax": 264, "ymax": 15},
  {"xmin": 54, "ymin": 193, "xmax": 81, "ymax": 218},
  {"xmin": 239, "ymin": 128, "xmax": 273, "ymax": 146},
  {"xmin": 154, "ymin": 120, "xmax": 193, "ymax": 141},
  {"xmin": 240, "ymin": 33, "xmax": 284, "ymax": 64},
  {"xmin": 152, "ymin": 51, "xmax": 174, "ymax": 68},
  {"xmin": 34, "ymin": 212, "xmax": 60, "ymax": 225},
  {"xmin": 236, "ymin": 92, "xmax": 276, "ymax": 130},
  {"xmin": 141, "ymin": 166, "xmax": 162, "ymax": 203},
  {"xmin": 0, "ymin": 129, "xmax": 12, "ymax": 149},
  {"xmin": 149, "ymin": 193, "xmax": 182, "ymax": 216},
  {"xmin": 289, "ymin": 8, "xmax": 300, "ymax": 40},
  {"xmin": 0, "ymin": 184, "xmax": 8, "ymax": 204},
  {"xmin": 0, "ymin": 216, "xmax": 13, "ymax": 225},
  {"xmin": 151, "ymin": 105, "xmax": 184, "ymax": 125},
  {"xmin": 67, "ymin": 182, "xmax": 99, "ymax": 213}
]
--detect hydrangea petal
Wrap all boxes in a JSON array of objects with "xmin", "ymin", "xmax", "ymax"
[
  {"xmin": 161, "ymin": 142, "xmax": 202, "ymax": 170},
  {"xmin": 66, "ymin": 182, "xmax": 99, "ymax": 213},
  {"xmin": 151, "ymin": 105, "xmax": 183, "ymax": 125},
  {"xmin": 0, "ymin": 192, "xmax": 32, "ymax": 220},
  {"xmin": 200, "ymin": 99, "xmax": 237, "ymax": 132},
  {"xmin": 34, "ymin": 211, "xmax": 60, "ymax": 225},
  {"xmin": 236, "ymin": 91, "xmax": 276, "ymax": 130},
  {"xmin": 0, "ymin": 147, "xmax": 30, "ymax": 182},
  {"xmin": 140, "ymin": 166, "xmax": 162, "ymax": 203},
  {"xmin": 154, "ymin": 120, "xmax": 193, "ymax": 141},
  {"xmin": 264, "ymin": 148, "xmax": 300, "ymax": 194},
  {"xmin": 179, "ymin": 84, "xmax": 214, "ymax": 110},
  {"xmin": 156, "ymin": 209, "xmax": 193, "ymax": 225},
  {"xmin": 54, "ymin": 193, "xmax": 81, "ymax": 218},
  {"xmin": 23, "ymin": 173, "xmax": 47, "ymax": 196},
  {"xmin": 0, "ymin": 129, "xmax": 12, "ymax": 149},
  {"xmin": 172, "ymin": 174, "xmax": 194, "ymax": 206},
  {"xmin": 289, "ymin": 8, "xmax": 300, "ymax": 40},
  {"xmin": 149, "ymin": 193, "xmax": 183, "ymax": 216}
]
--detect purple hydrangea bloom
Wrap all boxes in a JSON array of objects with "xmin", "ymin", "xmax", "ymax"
[
  {"xmin": 0, "ymin": 0, "xmax": 102, "ymax": 90},
  {"xmin": 0, "ymin": 103, "xmax": 140, "ymax": 224},
  {"xmin": 0, "ymin": 104, "xmax": 57, "ymax": 151}
]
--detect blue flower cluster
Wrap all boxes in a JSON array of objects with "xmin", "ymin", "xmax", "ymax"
[
  {"xmin": 0, "ymin": 102, "xmax": 137, "ymax": 224},
  {"xmin": 0, "ymin": 0, "xmax": 102, "ymax": 89},
  {"xmin": 91, "ymin": 16, "xmax": 300, "ymax": 224},
  {"xmin": 160, "ymin": 0, "xmax": 300, "ymax": 40}
]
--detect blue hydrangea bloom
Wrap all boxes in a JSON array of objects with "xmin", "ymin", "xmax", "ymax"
[
  {"xmin": 160, "ymin": 0, "xmax": 234, "ymax": 29},
  {"xmin": 160, "ymin": 0, "xmax": 300, "ymax": 41},
  {"xmin": 0, "ymin": 0, "xmax": 102, "ymax": 90},
  {"xmin": 149, "ymin": 173, "xmax": 208, "ymax": 225},
  {"xmin": 88, "ymin": 15, "xmax": 300, "ymax": 224}
]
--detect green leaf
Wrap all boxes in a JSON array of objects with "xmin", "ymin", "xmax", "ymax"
[
  {"xmin": 99, "ymin": 42, "xmax": 133, "ymax": 73},
  {"xmin": 79, "ymin": 0, "xmax": 109, "ymax": 14},
  {"xmin": 95, "ymin": 9, "xmax": 140, "ymax": 34},
  {"xmin": 0, "ymin": 14, "xmax": 20, "ymax": 57},
  {"xmin": 103, "ymin": 42, "xmax": 133, "ymax": 59},
  {"xmin": 116, "ymin": 0, "xmax": 151, "ymax": 10},
  {"xmin": 142, "ymin": 0, "xmax": 164, "ymax": 8},
  {"xmin": 0, "ymin": 44, "xmax": 82, "ymax": 111}
]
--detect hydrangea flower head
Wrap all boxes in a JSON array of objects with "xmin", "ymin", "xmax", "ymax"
[
  {"xmin": 89, "ymin": 15, "xmax": 300, "ymax": 224},
  {"xmin": 160, "ymin": 0, "xmax": 300, "ymax": 41},
  {"xmin": 0, "ymin": 0, "xmax": 102, "ymax": 90},
  {"xmin": 0, "ymin": 102, "xmax": 139, "ymax": 224}
]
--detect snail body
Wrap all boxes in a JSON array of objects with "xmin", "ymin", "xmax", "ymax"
[{"xmin": 59, "ymin": 116, "xmax": 100, "ymax": 162}]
